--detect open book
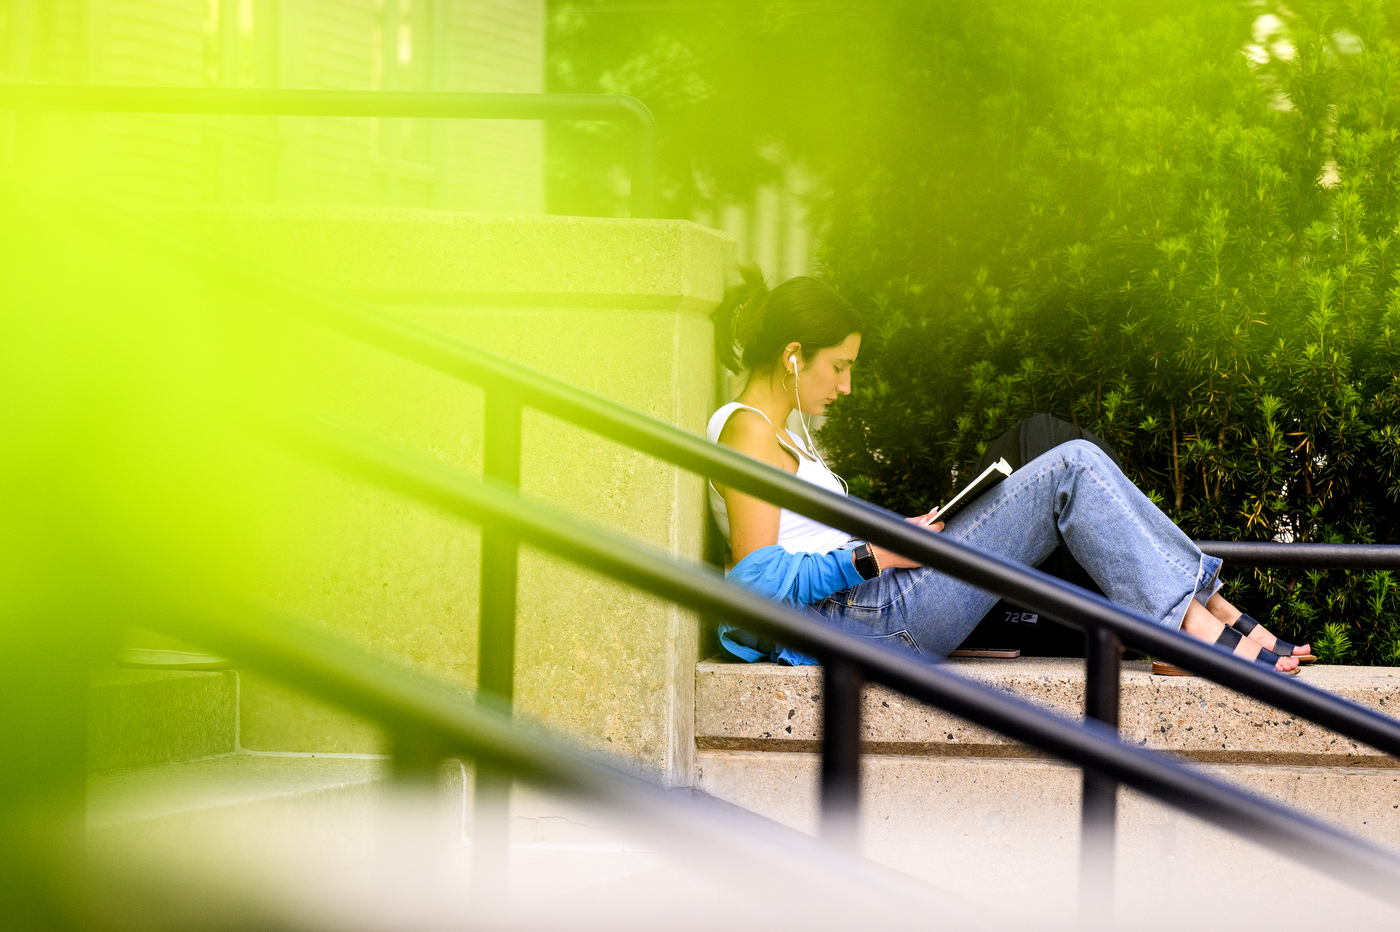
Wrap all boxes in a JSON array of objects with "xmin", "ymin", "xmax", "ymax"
[{"xmin": 935, "ymin": 457, "xmax": 1014, "ymax": 523}]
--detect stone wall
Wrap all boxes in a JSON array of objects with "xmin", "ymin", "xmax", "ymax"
[{"xmin": 160, "ymin": 206, "xmax": 732, "ymax": 784}]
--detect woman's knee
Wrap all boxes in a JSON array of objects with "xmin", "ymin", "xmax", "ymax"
[
  {"xmin": 1055, "ymin": 439, "xmax": 1123, "ymax": 481},
  {"xmin": 1057, "ymin": 438, "xmax": 1106, "ymax": 465}
]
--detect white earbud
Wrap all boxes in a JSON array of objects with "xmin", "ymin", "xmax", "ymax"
[{"xmin": 786, "ymin": 349, "xmax": 848, "ymax": 495}]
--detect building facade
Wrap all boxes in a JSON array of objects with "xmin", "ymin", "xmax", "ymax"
[{"xmin": 0, "ymin": 0, "xmax": 544, "ymax": 212}]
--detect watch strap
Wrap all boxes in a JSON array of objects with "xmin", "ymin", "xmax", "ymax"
[{"xmin": 853, "ymin": 543, "xmax": 881, "ymax": 580}]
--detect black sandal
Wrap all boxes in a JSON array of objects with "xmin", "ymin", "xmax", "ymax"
[
  {"xmin": 1232, "ymin": 612, "xmax": 1315, "ymax": 663},
  {"xmin": 1151, "ymin": 625, "xmax": 1299, "ymax": 676}
]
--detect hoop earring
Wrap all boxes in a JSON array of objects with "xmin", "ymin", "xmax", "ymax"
[{"xmin": 781, "ymin": 370, "xmax": 795, "ymax": 393}]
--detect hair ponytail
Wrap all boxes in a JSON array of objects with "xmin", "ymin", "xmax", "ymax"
[
  {"xmin": 712, "ymin": 264, "xmax": 863, "ymax": 376},
  {"xmin": 714, "ymin": 264, "xmax": 771, "ymax": 374}
]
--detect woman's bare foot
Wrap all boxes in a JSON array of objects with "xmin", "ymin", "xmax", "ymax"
[
  {"xmin": 1205, "ymin": 593, "xmax": 1311, "ymax": 657},
  {"xmin": 1183, "ymin": 601, "xmax": 1299, "ymax": 672}
]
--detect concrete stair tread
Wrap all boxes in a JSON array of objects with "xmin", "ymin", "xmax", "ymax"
[
  {"xmin": 90, "ymin": 668, "xmax": 222, "ymax": 688},
  {"xmin": 696, "ymin": 656, "xmax": 1400, "ymax": 763},
  {"xmin": 695, "ymin": 659, "xmax": 1400, "ymax": 922},
  {"xmin": 89, "ymin": 753, "xmax": 387, "ymax": 831},
  {"xmin": 88, "ymin": 666, "xmax": 238, "ymax": 772}
]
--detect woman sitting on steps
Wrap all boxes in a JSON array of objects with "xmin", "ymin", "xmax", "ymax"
[{"xmin": 708, "ymin": 266, "xmax": 1312, "ymax": 673}]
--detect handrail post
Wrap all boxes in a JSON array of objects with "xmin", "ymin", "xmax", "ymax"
[
  {"xmin": 479, "ymin": 386, "xmax": 522, "ymax": 701},
  {"xmin": 820, "ymin": 657, "xmax": 863, "ymax": 849},
  {"xmin": 1080, "ymin": 624, "xmax": 1122, "ymax": 920},
  {"xmin": 279, "ymin": 414, "xmax": 1400, "ymax": 904},
  {"xmin": 390, "ymin": 726, "xmax": 444, "ymax": 786},
  {"xmin": 472, "ymin": 386, "xmax": 522, "ymax": 907}
]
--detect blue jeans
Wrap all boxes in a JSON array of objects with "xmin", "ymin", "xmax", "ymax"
[{"xmin": 812, "ymin": 440, "xmax": 1223, "ymax": 659}]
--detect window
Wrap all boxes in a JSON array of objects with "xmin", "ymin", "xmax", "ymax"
[
  {"xmin": 203, "ymin": 0, "xmax": 278, "ymax": 88},
  {"xmin": 373, "ymin": 0, "xmax": 435, "ymax": 167}
]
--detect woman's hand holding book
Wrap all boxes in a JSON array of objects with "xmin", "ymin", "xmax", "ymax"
[{"xmin": 870, "ymin": 510, "xmax": 943, "ymax": 571}]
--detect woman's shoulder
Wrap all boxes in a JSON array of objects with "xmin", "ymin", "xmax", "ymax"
[
  {"xmin": 712, "ymin": 403, "xmax": 796, "ymax": 476},
  {"xmin": 709, "ymin": 400, "xmax": 766, "ymax": 432},
  {"xmin": 717, "ymin": 407, "xmax": 776, "ymax": 453}
]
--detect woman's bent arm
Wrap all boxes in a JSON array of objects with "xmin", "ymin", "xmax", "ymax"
[{"xmin": 730, "ymin": 544, "xmax": 866, "ymax": 605}]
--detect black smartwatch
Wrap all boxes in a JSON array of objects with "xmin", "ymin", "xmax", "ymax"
[{"xmin": 852, "ymin": 543, "xmax": 882, "ymax": 580}]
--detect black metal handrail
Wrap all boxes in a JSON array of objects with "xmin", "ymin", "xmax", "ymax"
[
  {"xmin": 142, "ymin": 589, "xmax": 958, "ymax": 920},
  {"xmin": 151, "ymin": 197, "xmax": 1400, "ymax": 751},
  {"xmin": 0, "ymin": 84, "xmax": 657, "ymax": 217},
  {"xmin": 1199, "ymin": 541, "xmax": 1400, "ymax": 568},
  {"xmin": 261, "ymin": 412, "xmax": 1400, "ymax": 904},
  {"xmin": 67, "ymin": 188, "xmax": 1400, "ymax": 902}
]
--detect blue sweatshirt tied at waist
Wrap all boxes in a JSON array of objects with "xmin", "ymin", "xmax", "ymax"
[{"xmin": 718, "ymin": 544, "xmax": 865, "ymax": 666}]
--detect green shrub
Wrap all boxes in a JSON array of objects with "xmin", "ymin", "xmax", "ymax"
[{"xmin": 817, "ymin": 0, "xmax": 1400, "ymax": 663}]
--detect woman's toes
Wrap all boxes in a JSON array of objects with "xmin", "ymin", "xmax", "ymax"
[
  {"xmin": 1277, "ymin": 654, "xmax": 1299, "ymax": 672},
  {"xmin": 1295, "ymin": 643, "xmax": 1311, "ymax": 657}
]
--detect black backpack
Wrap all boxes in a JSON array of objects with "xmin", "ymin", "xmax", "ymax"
[{"xmin": 954, "ymin": 414, "xmax": 1122, "ymax": 657}]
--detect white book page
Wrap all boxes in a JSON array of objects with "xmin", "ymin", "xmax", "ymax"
[{"xmin": 936, "ymin": 458, "xmax": 1013, "ymax": 520}]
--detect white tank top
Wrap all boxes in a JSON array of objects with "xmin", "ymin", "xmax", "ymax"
[{"xmin": 707, "ymin": 402, "xmax": 854, "ymax": 555}]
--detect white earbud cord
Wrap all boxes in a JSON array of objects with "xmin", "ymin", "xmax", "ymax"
[{"xmin": 791, "ymin": 357, "xmax": 849, "ymax": 496}]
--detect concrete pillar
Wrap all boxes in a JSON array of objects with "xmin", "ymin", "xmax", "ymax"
[{"xmin": 160, "ymin": 206, "xmax": 733, "ymax": 784}]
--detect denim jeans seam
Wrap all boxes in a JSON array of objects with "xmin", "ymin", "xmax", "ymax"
[
  {"xmin": 839, "ymin": 567, "xmax": 932, "ymax": 612},
  {"xmin": 895, "ymin": 567, "xmax": 933, "ymax": 602},
  {"xmin": 841, "ymin": 597, "xmax": 896, "ymax": 613},
  {"xmin": 1079, "ymin": 468, "xmax": 1198, "ymax": 580},
  {"xmin": 894, "ymin": 629, "xmax": 922, "ymax": 654}
]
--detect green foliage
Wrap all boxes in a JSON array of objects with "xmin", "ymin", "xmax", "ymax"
[
  {"xmin": 546, "ymin": 1, "xmax": 940, "ymax": 217},
  {"xmin": 813, "ymin": 0, "xmax": 1400, "ymax": 663},
  {"xmin": 548, "ymin": 0, "xmax": 1400, "ymax": 662},
  {"xmin": 1315, "ymin": 622, "xmax": 1355, "ymax": 663}
]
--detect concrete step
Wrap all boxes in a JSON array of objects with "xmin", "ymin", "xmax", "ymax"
[
  {"xmin": 694, "ymin": 657, "xmax": 1400, "ymax": 926},
  {"xmin": 86, "ymin": 755, "xmax": 974, "ymax": 932},
  {"xmin": 87, "ymin": 752, "xmax": 638, "ymax": 858},
  {"xmin": 697, "ymin": 656, "xmax": 1400, "ymax": 763},
  {"xmin": 88, "ymin": 667, "xmax": 238, "ymax": 772},
  {"xmin": 84, "ymin": 755, "xmax": 783, "ymax": 929},
  {"xmin": 88, "ymin": 754, "xmax": 392, "ymax": 847}
]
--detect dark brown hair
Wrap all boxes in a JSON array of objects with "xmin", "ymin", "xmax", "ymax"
[{"xmin": 713, "ymin": 265, "xmax": 864, "ymax": 374}]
